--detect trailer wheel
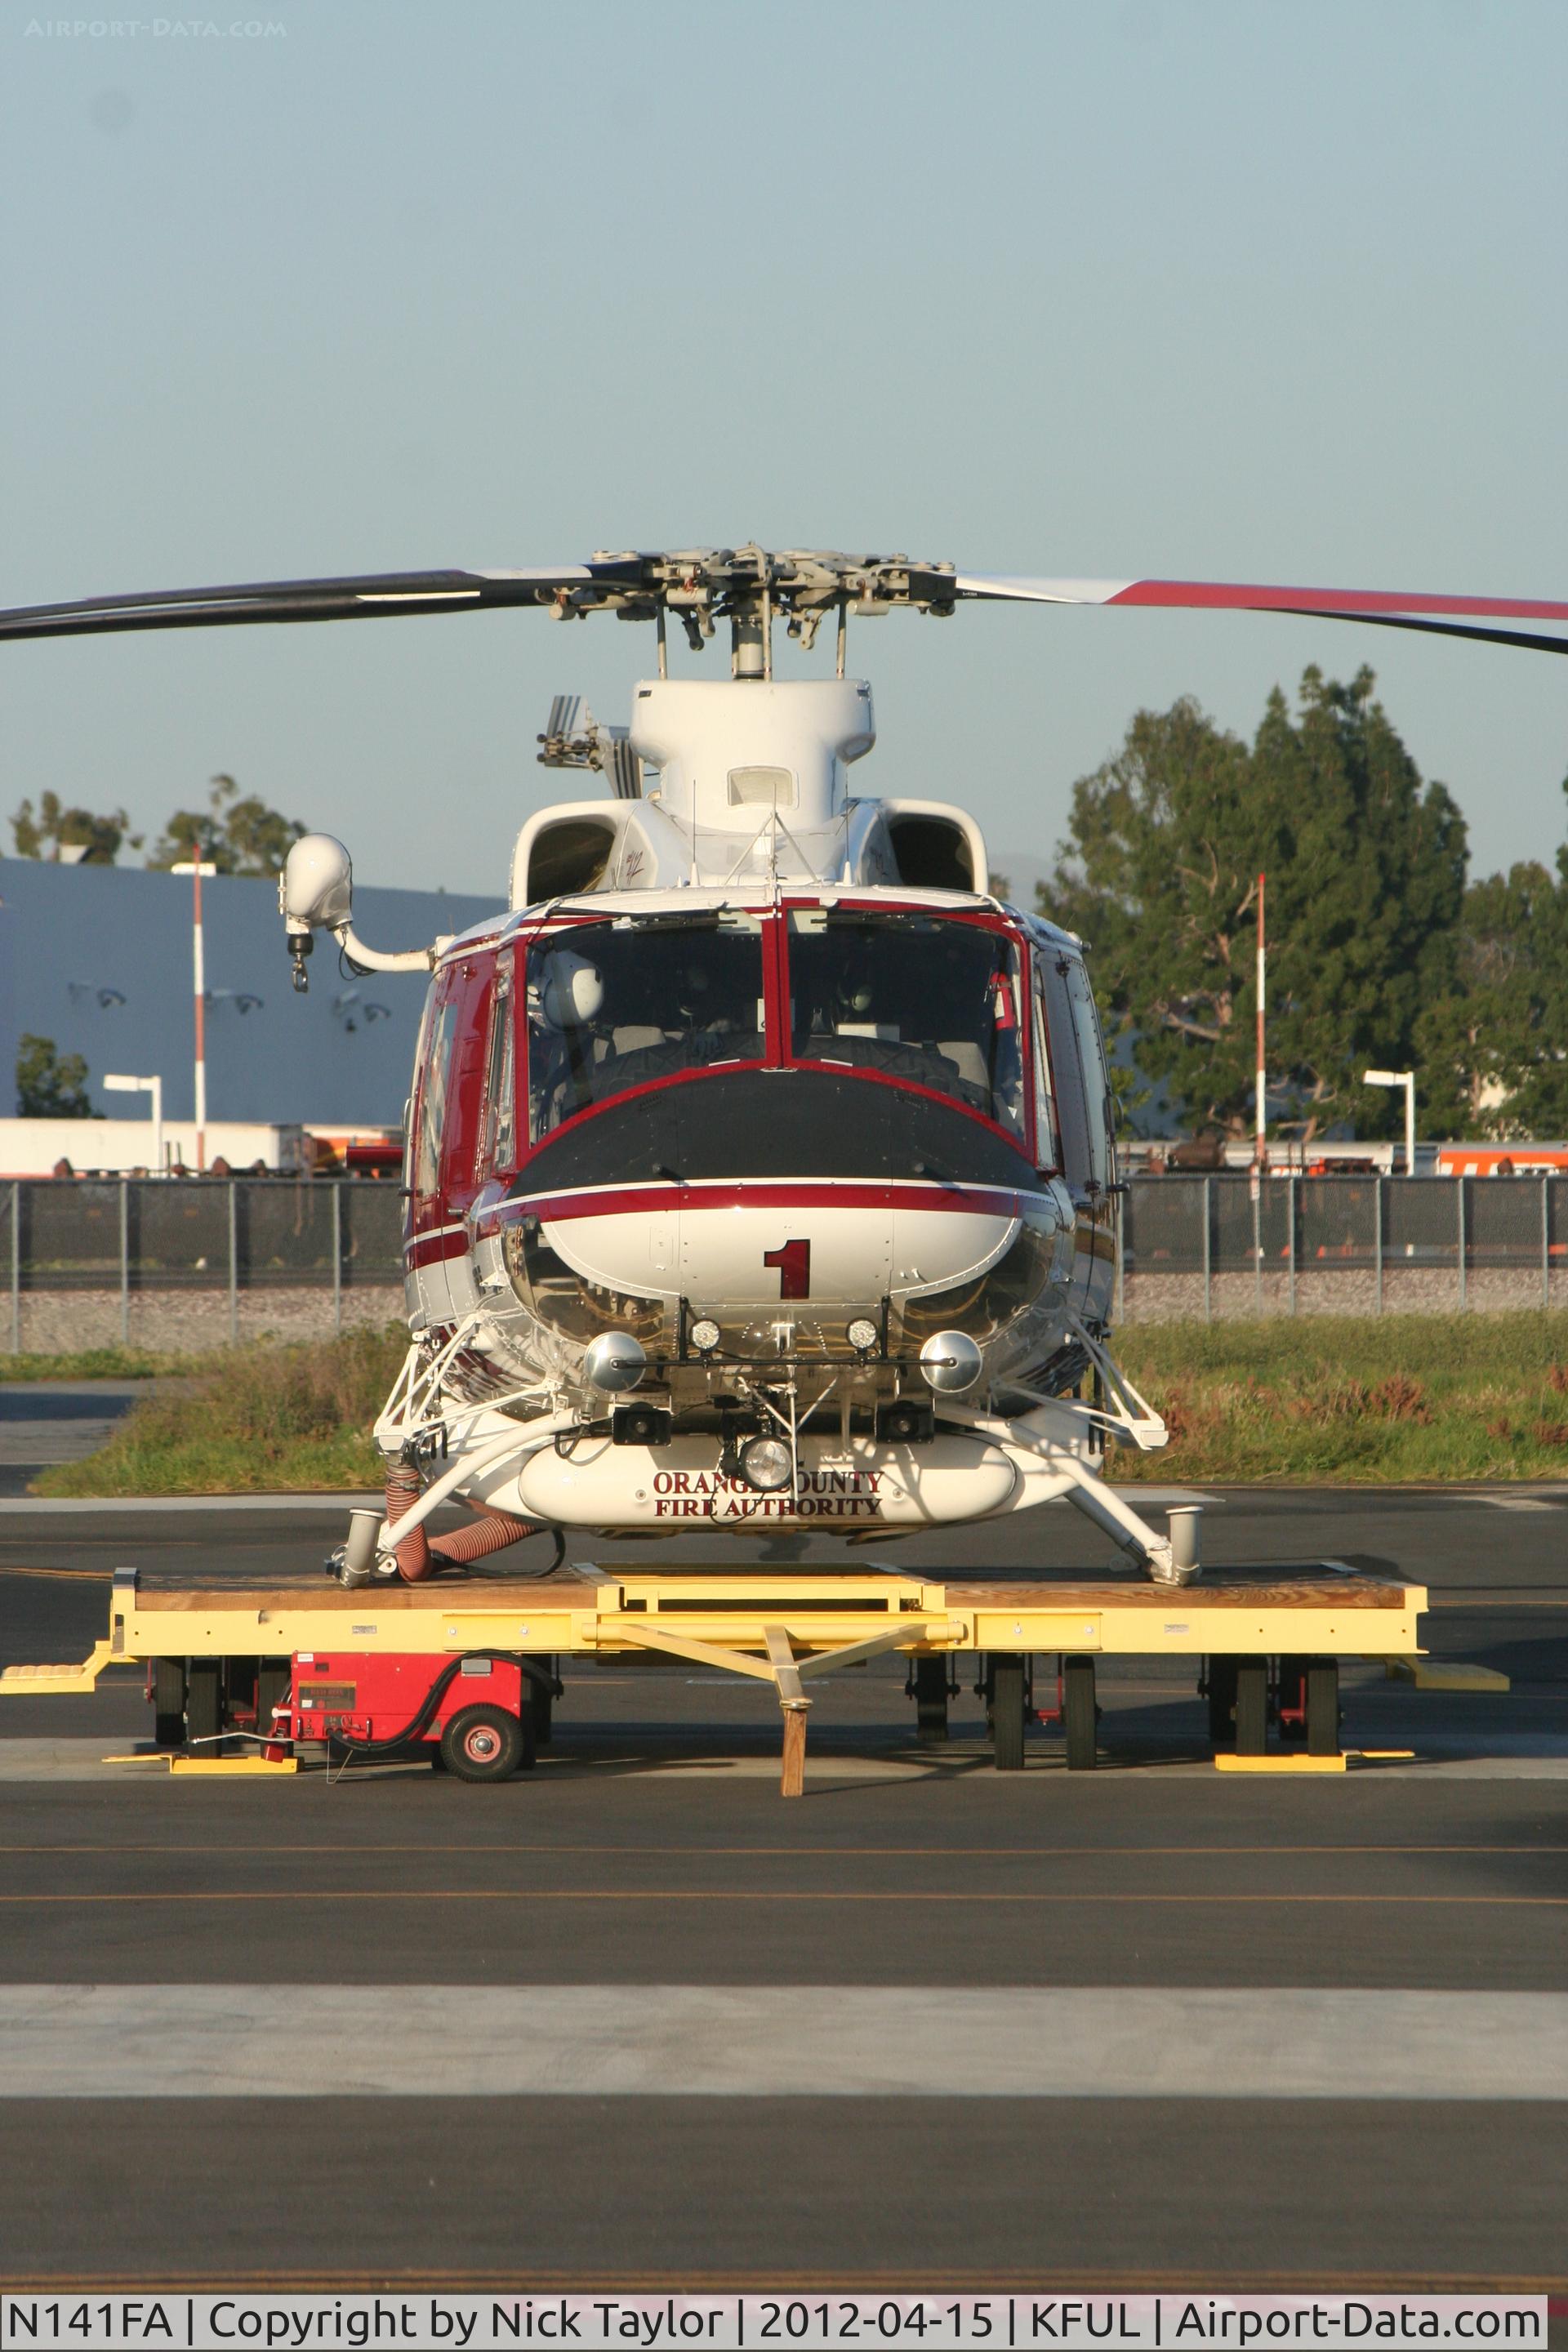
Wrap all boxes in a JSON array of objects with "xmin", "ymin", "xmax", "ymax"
[
  {"xmin": 255, "ymin": 1662, "xmax": 290, "ymax": 1746},
  {"xmin": 153, "ymin": 1659, "xmax": 186, "ymax": 1750},
  {"xmin": 1234, "ymin": 1659, "xmax": 1268, "ymax": 1757},
  {"xmin": 1307, "ymin": 1659, "xmax": 1341, "ymax": 1757},
  {"xmin": 441, "ymin": 1704, "xmax": 529, "ymax": 1784},
  {"xmin": 1205, "ymin": 1658, "xmax": 1238, "ymax": 1751},
  {"xmin": 529, "ymin": 1676, "xmax": 554, "ymax": 1748},
  {"xmin": 991, "ymin": 1655, "xmax": 1026, "ymax": 1771},
  {"xmin": 185, "ymin": 1658, "xmax": 223, "ymax": 1751},
  {"xmin": 914, "ymin": 1656, "xmax": 949, "ymax": 1744},
  {"xmin": 1063, "ymin": 1655, "xmax": 1097, "ymax": 1772}
]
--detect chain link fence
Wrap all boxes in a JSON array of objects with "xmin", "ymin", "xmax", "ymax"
[
  {"xmin": 1120, "ymin": 1174, "xmax": 1568, "ymax": 1320},
  {"xmin": 5, "ymin": 1174, "xmax": 1565, "ymax": 1349},
  {"xmin": 0, "ymin": 1179, "xmax": 405, "ymax": 1352}
]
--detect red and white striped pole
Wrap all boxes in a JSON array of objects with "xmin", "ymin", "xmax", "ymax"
[
  {"xmin": 1254, "ymin": 869, "xmax": 1266, "ymax": 1171},
  {"xmin": 192, "ymin": 844, "xmax": 207, "ymax": 1173}
]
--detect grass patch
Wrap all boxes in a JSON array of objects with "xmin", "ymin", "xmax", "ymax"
[
  {"xmin": 0, "ymin": 1345, "xmax": 194, "ymax": 1382},
  {"xmin": 34, "ymin": 1326, "xmax": 408, "ymax": 1495},
  {"xmin": 29, "ymin": 1311, "xmax": 1568, "ymax": 1495},
  {"xmin": 1110, "ymin": 1312, "xmax": 1568, "ymax": 1484}
]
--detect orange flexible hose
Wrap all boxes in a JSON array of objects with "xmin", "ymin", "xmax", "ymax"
[
  {"xmin": 387, "ymin": 1468, "xmax": 540, "ymax": 1581},
  {"xmin": 430, "ymin": 1503, "xmax": 541, "ymax": 1567},
  {"xmin": 385, "ymin": 1463, "xmax": 434, "ymax": 1582}
]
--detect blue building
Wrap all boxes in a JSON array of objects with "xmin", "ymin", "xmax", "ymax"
[{"xmin": 0, "ymin": 861, "xmax": 503, "ymax": 1125}]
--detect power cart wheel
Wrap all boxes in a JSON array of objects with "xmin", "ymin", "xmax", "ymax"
[
  {"xmin": 152, "ymin": 1659, "xmax": 186, "ymax": 1750},
  {"xmin": 1063, "ymin": 1655, "xmax": 1098, "ymax": 1772},
  {"xmin": 991, "ymin": 1655, "xmax": 1027, "ymax": 1772},
  {"xmin": 529, "ymin": 1675, "xmax": 555, "ymax": 1748},
  {"xmin": 440, "ymin": 1704, "xmax": 528, "ymax": 1784}
]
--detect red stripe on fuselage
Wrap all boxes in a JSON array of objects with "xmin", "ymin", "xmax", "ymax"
[
  {"xmin": 412, "ymin": 1184, "xmax": 1031, "ymax": 1267},
  {"xmin": 405, "ymin": 1226, "xmax": 470, "ymax": 1269},
  {"xmin": 489, "ymin": 1180, "xmax": 1028, "ymax": 1227}
]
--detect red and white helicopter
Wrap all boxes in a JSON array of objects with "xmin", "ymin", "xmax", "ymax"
[{"xmin": 6, "ymin": 548, "xmax": 1566, "ymax": 1587}]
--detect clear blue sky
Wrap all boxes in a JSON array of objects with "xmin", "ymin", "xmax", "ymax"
[{"xmin": 2, "ymin": 0, "xmax": 1566, "ymax": 898}]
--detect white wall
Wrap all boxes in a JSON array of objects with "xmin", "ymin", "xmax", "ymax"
[{"xmin": 0, "ymin": 1119, "xmax": 305, "ymax": 1176}]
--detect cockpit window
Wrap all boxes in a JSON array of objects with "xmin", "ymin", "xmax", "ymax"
[
  {"xmin": 527, "ymin": 916, "xmax": 766, "ymax": 1140},
  {"xmin": 786, "ymin": 913, "xmax": 1025, "ymax": 1138}
]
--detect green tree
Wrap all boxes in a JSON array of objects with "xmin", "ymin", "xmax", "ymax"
[
  {"xmin": 16, "ymin": 1034, "xmax": 92, "ymax": 1118},
  {"xmin": 11, "ymin": 791, "xmax": 140, "ymax": 864},
  {"xmin": 1415, "ymin": 800, "xmax": 1568, "ymax": 1138},
  {"xmin": 146, "ymin": 773, "xmax": 305, "ymax": 877},
  {"xmin": 1044, "ymin": 668, "xmax": 1468, "ymax": 1142}
]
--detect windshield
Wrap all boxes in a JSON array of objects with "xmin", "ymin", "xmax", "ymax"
[
  {"xmin": 527, "ymin": 917, "xmax": 765, "ymax": 1140},
  {"xmin": 786, "ymin": 912, "xmax": 1025, "ymax": 1137}
]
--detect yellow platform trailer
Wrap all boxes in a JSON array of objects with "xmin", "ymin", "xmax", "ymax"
[{"xmin": 0, "ymin": 1557, "xmax": 1426, "ymax": 1793}]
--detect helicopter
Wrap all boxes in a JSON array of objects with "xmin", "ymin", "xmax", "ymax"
[{"xmin": 5, "ymin": 547, "xmax": 1566, "ymax": 1588}]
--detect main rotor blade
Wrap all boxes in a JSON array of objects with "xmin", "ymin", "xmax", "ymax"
[
  {"xmin": 953, "ymin": 574, "xmax": 1568, "ymax": 655},
  {"xmin": 0, "ymin": 561, "xmax": 651, "ymax": 642}
]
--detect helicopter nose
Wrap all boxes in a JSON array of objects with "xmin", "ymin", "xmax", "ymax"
[
  {"xmin": 516, "ymin": 1182, "xmax": 1049, "ymax": 1334},
  {"xmin": 890, "ymin": 1194, "xmax": 1025, "ymax": 1298},
  {"xmin": 679, "ymin": 1198, "xmax": 895, "ymax": 1307}
]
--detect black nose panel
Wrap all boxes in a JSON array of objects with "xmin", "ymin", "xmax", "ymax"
[{"xmin": 511, "ymin": 1071, "xmax": 1043, "ymax": 1196}]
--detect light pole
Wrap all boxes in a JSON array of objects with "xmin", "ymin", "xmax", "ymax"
[
  {"xmin": 1254, "ymin": 869, "xmax": 1267, "ymax": 1170},
  {"xmin": 1364, "ymin": 1068, "xmax": 1416, "ymax": 1175},
  {"xmin": 171, "ymin": 854, "xmax": 218, "ymax": 1171},
  {"xmin": 103, "ymin": 1073, "xmax": 163, "ymax": 1174}
]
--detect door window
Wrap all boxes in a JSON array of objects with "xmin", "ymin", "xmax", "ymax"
[
  {"xmin": 1038, "ymin": 954, "xmax": 1093, "ymax": 1192},
  {"xmin": 479, "ymin": 949, "xmax": 516, "ymax": 1177},
  {"xmin": 1064, "ymin": 957, "xmax": 1114, "ymax": 1192},
  {"xmin": 412, "ymin": 997, "xmax": 457, "ymax": 1204},
  {"xmin": 1031, "ymin": 973, "xmax": 1062, "ymax": 1173}
]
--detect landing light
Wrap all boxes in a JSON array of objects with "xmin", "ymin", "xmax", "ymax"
[
  {"xmin": 737, "ymin": 1435, "xmax": 793, "ymax": 1493},
  {"xmin": 918, "ymin": 1329, "xmax": 983, "ymax": 1393},
  {"xmin": 583, "ymin": 1331, "xmax": 647, "ymax": 1394},
  {"xmin": 689, "ymin": 1317, "xmax": 721, "ymax": 1354},
  {"xmin": 846, "ymin": 1317, "xmax": 879, "ymax": 1354}
]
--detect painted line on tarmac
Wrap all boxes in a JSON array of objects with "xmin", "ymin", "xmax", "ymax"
[
  {"xmin": 0, "ymin": 1564, "xmax": 114, "ymax": 1580},
  {"xmin": 3, "ymin": 1890, "xmax": 1565, "ymax": 1908},
  {"xmin": 8, "ymin": 1841, "xmax": 1564, "ymax": 1856},
  {"xmin": 6, "ymin": 2267, "xmax": 1561, "ymax": 2286},
  {"xmin": 7, "ymin": 2274, "xmax": 1565, "ymax": 2296},
  {"xmin": 0, "ymin": 1984, "xmax": 1564, "ymax": 2099}
]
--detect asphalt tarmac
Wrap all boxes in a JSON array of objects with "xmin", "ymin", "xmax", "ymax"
[{"xmin": 0, "ymin": 1488, "xmax": 1564, "ymax": 2294}]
